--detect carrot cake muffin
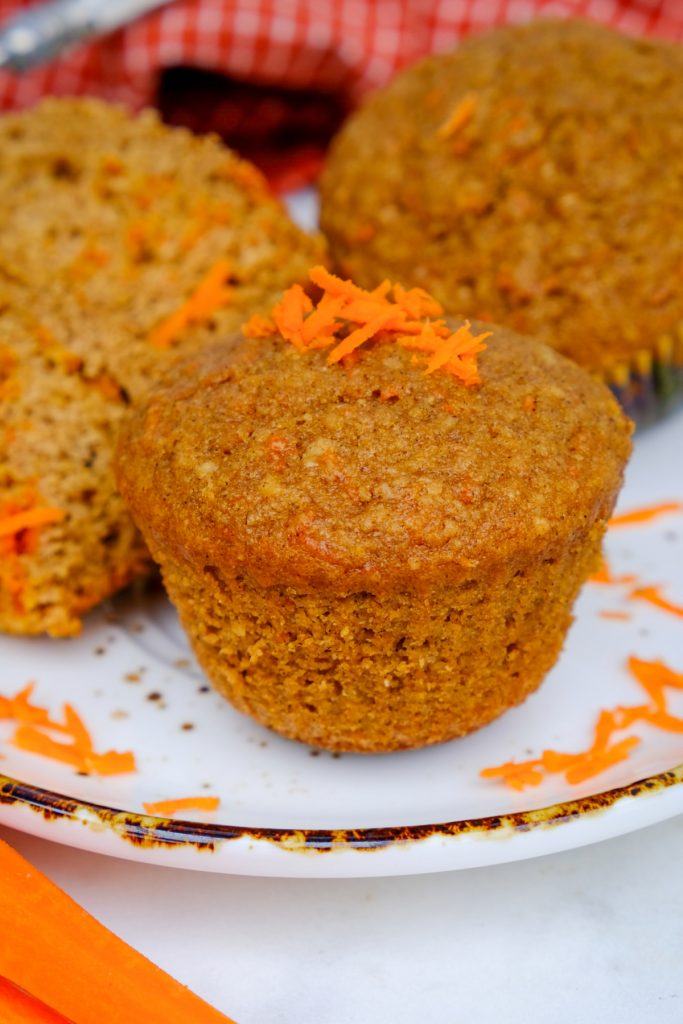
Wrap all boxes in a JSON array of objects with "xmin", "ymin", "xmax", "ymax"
[
  {"xmin": 0, "ymin": 98, "xmax": 323, "ymax": 637},
  {"xmin": 319, "ymin": 19, "xmax": 683, "ymax": 422},
  {"xmin": 115, "ymin": 268, "xmax": 632, "ymax": 753}
]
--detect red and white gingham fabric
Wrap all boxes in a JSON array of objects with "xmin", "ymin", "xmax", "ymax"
[{"xmin": 0, "ymin": 0, "xmax": 682, "ymax": 111}]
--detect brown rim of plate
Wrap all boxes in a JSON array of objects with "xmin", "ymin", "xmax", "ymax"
[{"xmin": 1, "ymin": 763, "xmax": 682, "ymax": 855}]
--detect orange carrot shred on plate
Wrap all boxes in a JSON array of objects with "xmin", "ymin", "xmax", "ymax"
[
  {"xmin": 609, "ymin": 501, "xmax": 683, "ymax": 527},
  {"xmin": 586, "ymin": 554, "xmax": 637, "ymax": 585},
  {"xmin": 0, "ymin": 683, "xmax": 66, "ymax": 732},
  {"xmin": 629, "ymin": 656, "xmax": 683, "ymax": 693},
  {"xmin": 437, "ymin": 92, "xmax": 478, "ymax": 139},
  {"xmin": 479, "ymin": 759, "xmax": 544, "ymax": 790},
  {"xmin": 482, "ymin": 654, "xmax": 683, "ymax": 791},
  {"xmin": 628, "ymin": 584, "xmax": 683, "ymax": 619},
  {"xmin": 150, "ymin": 259, "xmax": 233, "ymax": 349},
  {"xmin": 563, "ymin": 736, "xmax": 641, "ymax": 785},
  {"xmin": 11, "ymin": 720, "xmax": 136, "ymax": 777},
  {"xmin": 1, "ymin": 683, "xmax": 136, "ymax": 776},
  {"xmin": 0, "ymin": 839, "xmax": 235, "ymax": 1024},
  {"xmin": 143, "ymin": 795, "xmax": 221, "ymax": 816},
  {"xmin": 599, "ymin": 610, "xmax": 632, "ymax": 621},
  {"xmin": 639, "ymin": 709, "xmax": 683, "ymax": 733},
  {"xmin": 12, "ymin": 725, "xmax": 89, "ymax": 772}
]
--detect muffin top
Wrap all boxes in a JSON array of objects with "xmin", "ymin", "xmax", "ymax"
[
  {"xmin": 319, "ymin": 19, "xmax": 683, "ymax": 375},
  {"xmin": 116, "ymin": 270, "xmax": 632, "ymax": 594}
]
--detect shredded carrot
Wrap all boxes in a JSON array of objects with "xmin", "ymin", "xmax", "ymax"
[
  {"xmin": 243, "ymin": 266, "xmax": 489, "ymax": 386},
  {"xmin": 629, "ymin": 584, "xmax": 683, "ymax": 619},
  {"xmin": 242, "ymin": 313, "xmax": 278, "ymax": 339},
  {"xmin": 609, "ymin": 501, "xmax": 682, "ymax": 527},
  {"xmin": 0, "ymin": 491, "xmax": 66, "ymax": 610},
  {"xmin": 143, "ymin": 796, "xmax": 220, "ymax": 816},
  {"xmin": 0, "ymin": 682, "xmax": 66, "ymax": 731},
  {"xmin": 628, "ymin": 655, "xmax": 683, "ymax": 707},
  {"xmin": 0, "ymin": 506, "xmax": 65, "ymax": 539},
  {"xmin": 563, "ymin": 737, "xmax": 641, "ymax": 785},
  {"xmin": 437, "ymin": 92, "xmax": 478, "ymax": 139},
  {"xmin": 1, "ymin": 683, "xmax": 136, "ymax": 776},
  {"xmin": 599, "ymin": 610, "xmax": 632, "ymax": 621},
  {"xmin": 150, "ymin": 259, "xmax": 232, "ymax": 349},
  {"xmin": 481, "ymin": 655, "xmax": 683, "ymax": 791}
]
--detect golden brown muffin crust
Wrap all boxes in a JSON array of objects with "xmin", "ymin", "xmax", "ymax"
[
  {"xmin": 116, "ymin": 320, "xmax": 632, "ymax": 595},
  {"xmin": 319, "ymin": 19, "xmax": 683, "ymax": 376}
]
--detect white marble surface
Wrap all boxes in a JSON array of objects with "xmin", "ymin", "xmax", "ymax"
[{"xmin": 3, "ymin": 817, "xmax": 683, "ymax": 1023}]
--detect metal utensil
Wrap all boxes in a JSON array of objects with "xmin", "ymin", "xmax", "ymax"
[{"xmin": 0, "ymin": 0, "xmax": 173, "ymax": 71}]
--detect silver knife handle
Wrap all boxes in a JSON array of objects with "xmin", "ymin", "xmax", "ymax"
[{"xmin": 0, "ymin": 0, "xmax": 170, "ymax": 72}]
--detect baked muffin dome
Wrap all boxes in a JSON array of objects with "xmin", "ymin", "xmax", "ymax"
[
  {"xmin": 116, "ymin": 271, "xmax": 632, "ymax": 752},
  {"xmin": 320, "ymin": 19, "xmax": 683, "ymax": 412},
  {"xmin": 0, "ymin": 98, "xmax": 323, "ymax": 637}
]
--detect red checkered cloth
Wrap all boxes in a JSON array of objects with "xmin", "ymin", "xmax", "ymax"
[{"xmin": 1, "ymin": 0, "xmax": 682, "ymax": 111}]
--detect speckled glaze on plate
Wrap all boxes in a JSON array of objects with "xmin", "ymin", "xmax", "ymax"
[{"xmin": 0, "ymin": 408, "xmax": 681, "ymax": 876}]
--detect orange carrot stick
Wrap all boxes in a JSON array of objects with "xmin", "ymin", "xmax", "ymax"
[
  {"xmin": 0, "ymin": 840, "xmax": 235, "ymax": 1024},
  {"xmin": 0, "ymin": 976, "xmax": 75, "ymax": 1024}
]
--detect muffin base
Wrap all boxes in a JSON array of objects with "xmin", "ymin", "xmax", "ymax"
[{"xmin": 159, "ymin": 527, "xmax": 604, "ymax": 753}]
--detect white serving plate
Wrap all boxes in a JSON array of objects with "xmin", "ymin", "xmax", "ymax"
[{"xmin": 0, "ymin": 407, "xmax": 681, "ymax": 877}]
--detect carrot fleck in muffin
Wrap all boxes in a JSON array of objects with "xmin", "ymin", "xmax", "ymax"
[
  {"xmin": 319, "ymin": 19, "xmax": 683, "ymax": 422},
  {"xmin": 0, "ymin": 99, "xmax": 324, "ymax": 637},
  {"xmin": 116, "ymin": 268, "xmax": 632, "ymax": 753}
]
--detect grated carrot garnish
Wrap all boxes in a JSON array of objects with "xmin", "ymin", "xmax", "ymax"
[
  {"xmin": 599, "ymin": 610, "xmax": 632, "ymax": 621},
  {"xmin": 1, "ymin": 683, "xmax": 136, "ymax": 776},
  {"xmin": 609, "ymin": 501, "xmax": 682, "ymax": 527},
  {"xmin": 0, "ymin": 506, "xmax": 65, "ymax": 539},
  {"xmin": 142, "ymin": 796, "xmax": 220, "ymax": 817},
  {"xmin": 243, "ymin": 267, "xmax": 489, "ymax": 386},
  {"xmin": 150, "ymin": 259, "xmax": 232, "ymax": 349},
  {"xmin": 437, "ymin": 92, "xmax": 478, "ymax": 139},
  {"xmin": 481, "ymin": 655, "xmax": 683, "ymax": 791},
  {"xmin": 629, "ymin": 584, "xmax": 683, "ymax": 619},
  {"xmin": 479, "ymin": 760, "xmax": 544, "ymax": 790},
  {"xmin": 0, "ymin": 683, "xmax": 66, "ymax": 731},
  {"xmin": 242, "ymin": 313, "xmax": 278, "ymax": 339},
  {"xmin": 563, "ymin": 737, "xmax": 641, "ymax": 785}
]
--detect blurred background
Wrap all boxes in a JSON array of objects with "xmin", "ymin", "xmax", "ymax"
[{"xmin": 0, "ymin": 0, "xmax": 682, "ymax": 192}]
